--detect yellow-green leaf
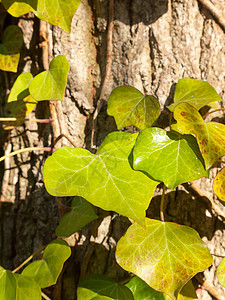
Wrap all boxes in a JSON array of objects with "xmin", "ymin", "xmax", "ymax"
[
  {"xmin": 116, "ymin": 218, "xmax": 212, "ymax": 300},
  {"xmin": 43, "ymin": 132, "xmax": 158, "ymax": 225},
  {"xmin": 168, "ymin": 78, "xmax": 222, "ymax": 111},
  {"xmin": 107, "ymin": 86, "xmax": 160, "ymax": 130},
  {"xmin": 174, "ymin": 103, "xmax": 225, "ymax": 169},
  {"xmin": 2, "ymin": 0, "xmax": 81, "ymax": 34},
  {"xmin": 0, "ymin": 25, "xmax": 23, "ymax": 72},
  {"xmin": 217, "ymin": 258, "xmax": 225, "ymax": 288},
  {"xmin": 213, "ymin": 167, "xmax": 225, "ymax": 202}
]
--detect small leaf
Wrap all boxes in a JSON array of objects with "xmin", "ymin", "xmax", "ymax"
[
  {"xmin": 56, "ymin": 196, "xmax": 98, "ymax": 238},
  {"xmin": 77, "ymin": 274, "xmax": 134, "ymax": 300},
  {"xmin": 168, "ymin": 78, "xmax": 222, "ymax": 111},
  {"xmin": 29, "ymin": 55, "xmax": 69, "ymax": 101},
  {"xmin": 0, "ymin": 267, "xmax": 41, "ymax": 300},
  {"xmin": 22, "ymin": 239, "xmax": 71, "ymax": 288},
  {"xmin": 116, "ymin": 218, "xmax": 212, "ymax": 300},
  {"xmin": 3, "ymin": 73, "xmax": 37, "ymax": 129},
  {"xmin": 2, "ymin": 0, "xmax": 81, "ymax": 34},
  {"xmin": 107, "ymin": 86, "xmax": 160, "ymax": 130},
  {"xmin": 43, "ymin": 132, "xmax": 158, "ymax": 225},
  {"xmin": 0, "ymin": 25, "xmax": 23, "ymax": 72},
  {"xmin": 125, "ymin": 276, "xmax": 197, "ymax": 300},
  {"xmin": 174, "ymin": 103, "xmax": 225, "ymax": 169},
  {"xmin": 217, "ymin": 258, "xmax": 225, "ymax": 288},
  {"xmin": 133, "ymin": 128, "xmax": 208, "ymax": 190},
  {"xmin": 213, "ymin": 167, "xmax": 225, "ymax": 202}
]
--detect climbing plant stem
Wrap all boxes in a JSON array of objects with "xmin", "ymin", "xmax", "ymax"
[
  {"xmin": 203, "ymin": 108, "xmax": 225, "ymax": 119},
  {"xmin": 0, "ymin": 147, "xmax": 51, "ymax": 163},
  {"xmin": 160, "ymin": 184, "xmax": 166, "ymax": 223}
]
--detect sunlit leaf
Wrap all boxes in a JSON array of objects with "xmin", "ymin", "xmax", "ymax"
[
  {"xmin": 3, "ymin": 73, "xmax": 37, "ymax": 129},
  {"xmin": 29, "ymin": 55, "xmax": 69, "ymax": 101},
  {"xmin": 213, "ymin": 167, "xmax": 225, "ymax": 202},
  {"xmin": 56, "ymin": 196, "xmax": 98, "ymax": 238},
  {"xmin": 125, "ymin": 276, "xmax": 197, "ymax": 300},
  {"xmin": 174, "ymin": 103, "xmax": 225, "ymax": 169},
  {"xmin": 22, "ymin": 239, "xmax": 71, "ymax": 288},
  {"xmin": 43, "ymin": 132, "xmax": 158, "ymax": 225},
  {"xmin": 217, "ymin": 258, "xmax": 225, "ymax": 288},
  {"xmin": 2, "ymin": 0, "xmax": 81, "ymax": 34},
  {"xmin": 107, "ymin": 86, "xmax": 160, "ymax": 130},
  {"xmin": 0, "ymin": 267, "xmax": 41, "ymax": 300},
  {"xmin": 168, "ymin": 78, "xmax": 222, "ymax": 111},
  {"xmin": 77, "ymin": 274, "xmax": 134, "ymax": 300},
  {"xmin": 116, "ymin": 218, "xmax": 212, "ymax": 300},
  {"xmin": 0, "ymin": 25, "xmax": 23, "ymax": 72},
  {"xmin": 133, "ymin": 128, "xmax": 208, "ymax": 190}
]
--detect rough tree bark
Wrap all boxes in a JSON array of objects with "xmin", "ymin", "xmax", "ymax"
[{"xmin": 0, "ymin": 0, "xmax": 225, "ymax": 299}]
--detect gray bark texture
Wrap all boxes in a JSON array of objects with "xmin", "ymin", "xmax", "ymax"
[{"xmin": 0, "ymin": 0, "xmax": 225, "ymax": 299}]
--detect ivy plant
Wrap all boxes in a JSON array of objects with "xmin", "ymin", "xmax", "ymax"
[{"xmin": 42, "ymin": 78, "xmax": 225, "ymax": 299}]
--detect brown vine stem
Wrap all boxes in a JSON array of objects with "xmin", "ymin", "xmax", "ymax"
[
  {"xmin": 12, "ymin": 245, "xmax": 46, "ymax": 273},
  {"xmin": 91, "ymin": 0, "xmax": 114, "ymax": 149},
  {"xmin": 217, "ymin": 159, "xmax": 225, "ymax": 164},
  {"xmin": 160, "ymin": 184, "xmax": 166, "ymax": 223},
  {"xmin": 53, "ymin": 133, "xmax": 76, "ymax": 148},
  {"xmin": 195, "ymin": 273, "xmax": 224, "ymax": 300},
  {"xmin": 203, "ymin": 108, "xmax": 225, "ymax": 119},
  {"xmin": 0, "ymin": 147, "xmax": 51, "ymax": 163},
  {"xmin": 198, "ymin": 0, "xmax": 225, "ymax": 31}
]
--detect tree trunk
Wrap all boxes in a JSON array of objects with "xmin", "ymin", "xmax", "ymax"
[{"xmin": 0, "ymin": 0, "xmax": 225, "ymax": 299}]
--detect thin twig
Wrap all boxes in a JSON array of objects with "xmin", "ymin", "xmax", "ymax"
[
  {"xmin": 195, "ymin": 273, "xmax": 224, "ymax": 300},
  {"xmin": 160, "ymin": 185, "xmax": 166, "ymax": 223},
  {"xmin": 0, "ymin": 141, "xmax": 12, "ymax": 202},
  {"xmin": 188, "ymin": 182, "xmax": 225, "ymax": 222},
  {"xmin": 198, "ymin": 0, "xmax": 225, "ymax": 31},
  {"xmin": 91, "ymin": 0, "xmax": 114, "ymax": 149},
  {"xmin": 211, "ymin": 253, "xmax": 225, "ymax": 258},
  {"xmin": 41, "ymin": 292, "xmax": 51, "ymax": 300},
  {"xmin": 53, "ymin": 133, "xmax": 76, "ymax": 148},
  {"xmin": 0, "ymin": 147, "xmax": 51, "ymax": 163},
  {"xmin": 12, "ymin": 245, "xmax": 46, "ymax": 273},
  {"xmin": 203, "ymin": 108, "xmax": 225, "ymax": 119}
]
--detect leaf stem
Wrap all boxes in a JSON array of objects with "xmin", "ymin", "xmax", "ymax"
[
  {"xmin": 203, "ymin": 108, "xmax": 225, "ymax": 119},
  {"xmin": 118, "ymin": 275, "xmax": 135, "ymax": 285},
  {"xmin": 0, "ymin": 147, "xmax": 52, "ymax": 163},
  {"xmin": 41, "ymin": 292, "xmax": 51, "ymax": 300},
  {"xmin": 12, "ymin": 245, "xmax": 46, "ymax": 273},
  {"xmin": 160, "ymin": 184, "xmax": 166, "ymax": 223},
  {"xmin": 0, "ymin": 117, "xmax": 52, "ymax": 123},
  {"xmin": 217, "ymin": 159, "xmax": 225, "ymax": 164}
]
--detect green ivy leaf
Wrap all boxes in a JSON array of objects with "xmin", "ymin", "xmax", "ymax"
[
  {"xmin": 4, "ymin": 73, "xmax": 37, "ymax": 129},
  {"xmin": 43, "ymin": 132, "xmax": 158, "ymax": 225},
  {"xmin": 168, "ymin": 78, "xmax": 222, "ymax": 111},
  {"xmin": 77, "ymin": 274, "xmax": 134, "ymax": 300},
  {"xmin": 213, "ymin": 167, "xmax": 225, "ymax": 202},
  {"xmin": 174, "ymin": 103, "xmax": 225, "ymax": 169},
  {"xmin": 116, "ymin": 218, "xmax": 212, "ymax": 300},
  {"xmin": 2, "ymin": 0, "xmax": 81, "ymax": 34},
  {"xmin": 29, "ymin": 55, "xmax": 69, "ymax": 101},
  {"xmin": 217, "ymin": 258, "xmax": 225, "ymax": 288},
  {"xmin": 0, "ymin": 267, "xmax": 41, "ymax": 300},
  {"xmin": 22, "ymin": 239, "xmax": 71, "ymax": 288},
  {"xmin": 0, "ymin": 25, "xmax": 23, "ymax": 72},
  {"xmin": 107, "ymin": 86, "xmax": 160, "ymax": 130},
  {"xmin": 125, "ymin": 276, "xmax": 197, "ymax": 300},
  {"xmin": 56, "ymin": 196, "xmax": 98, "ymax": 238},
  {"xmin": 133, "ymin": 128, "xmax": 208, "ymax": 190}
]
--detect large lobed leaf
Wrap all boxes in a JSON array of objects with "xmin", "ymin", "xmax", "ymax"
[
  {"xmin": 0, "ymin": 267, "xmax": 41, "ymax": 300},
  {"xmin": 56, "ymin": 196, "xmax": 98, "ymax": 238},
  {"xmin": 168, "ymin": 78, "xmax": 222, "ymax": 111},
  {"xmin": 174, "ymin": 103, "xmax": 225, "ymax": 169},
  {"xmin": 22, "ymin": 239, "xmax": 71, "ymax": 288},
  {"xmin": 43, "ymin": 132, "xmax": 158, "ymax": 225},
  {"xmin": 213, "ymin": 167, "xmax": 225, "ymax": 202},
  {"xmin": 77, "ymin": 274, "xmax": 134, "ymax": 300},
  {"xmin": 107, "ymin": 86, "xmax": 160, "ymax": 130},
  {"xmin": 0, "ymin": 25, "xmax": 23, "ymax": 72},
  {"xmin": 29, "ymin": 55, "xmax": 70, "ymax": 101},
  {"xmin": 125, "ymin": 276, "xmax": 197, "ymax": 300},
  {"xmin": 116, "ymin": 218, "xmax": 212, "ymax": 300},
  {"xmin": 133, "ymin": 128, "xmax": 208, "ymax": 190},
  {"xmin": 2, "ymin": 0, "xmax": 81, "ymax": 34}
]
